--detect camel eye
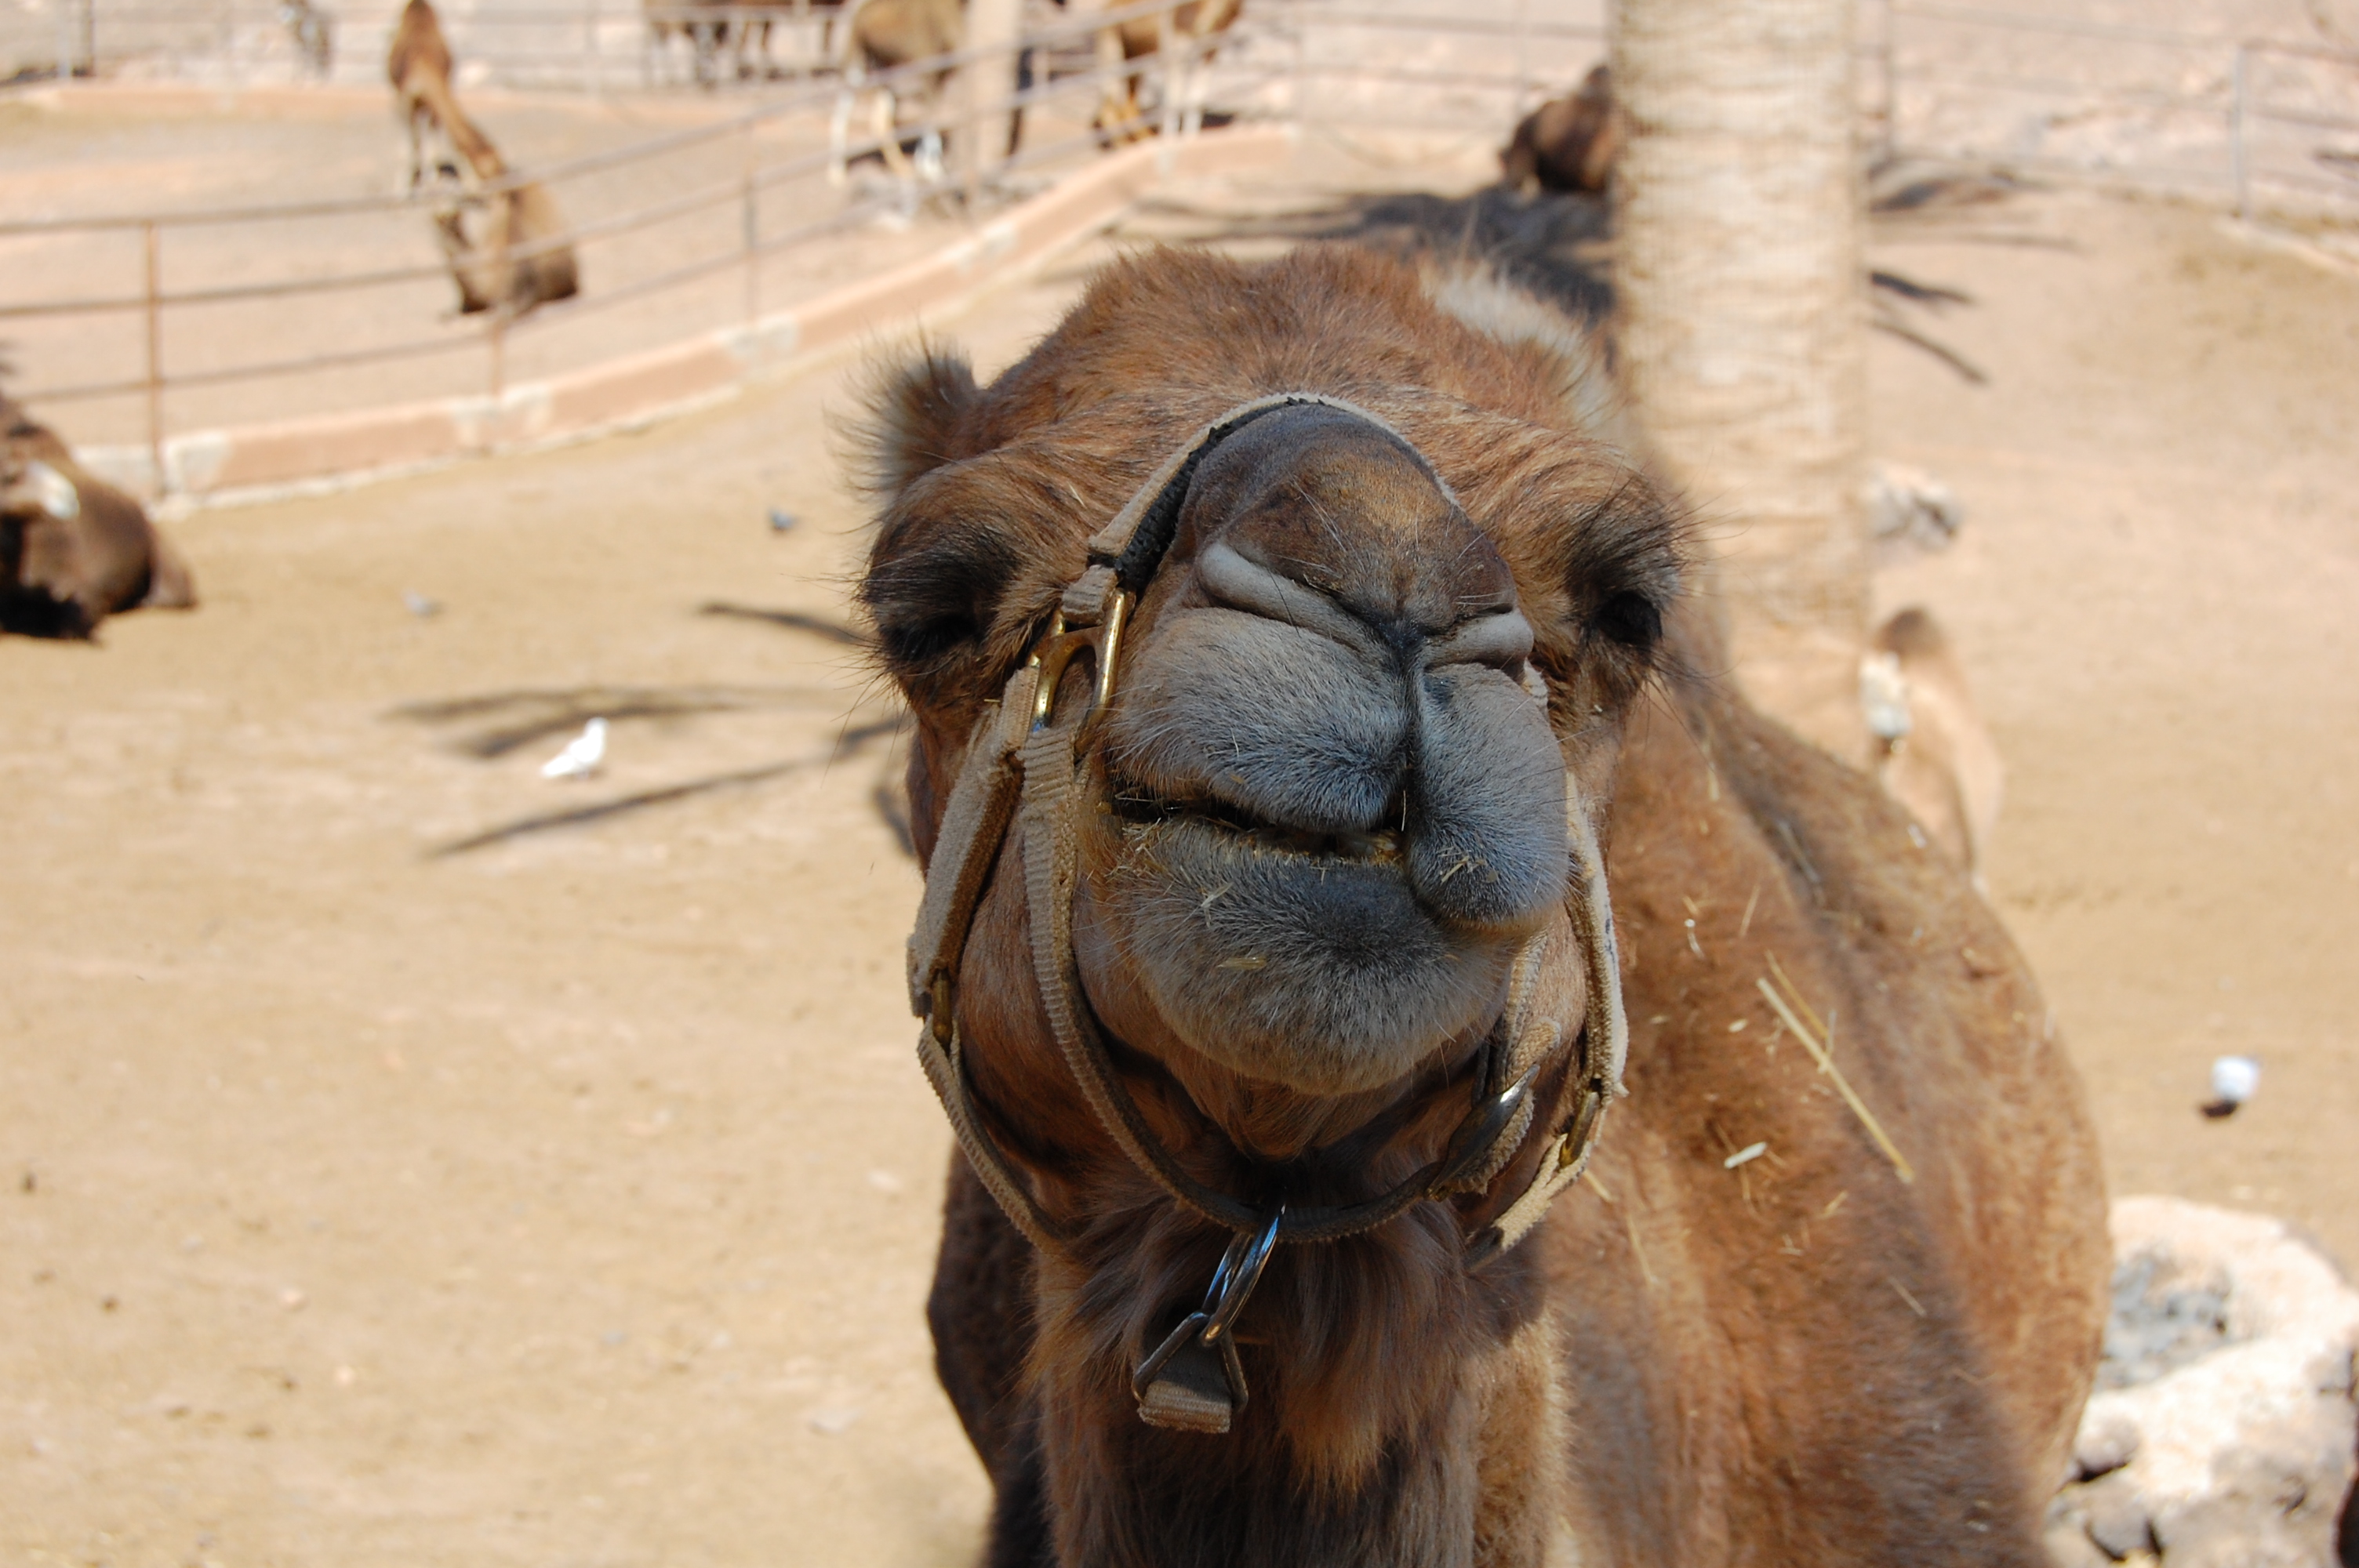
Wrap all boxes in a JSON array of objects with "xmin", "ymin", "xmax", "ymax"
[
  {"xmin": 861, "ymin": 521, "xmax": 1020, "ymax": 692},
  {"xmin": 1590, "ymin": 590, "xmax": 1662, "ymax": 652},
  {"xmin": 880, "ymin": 608, "xmax": 982, "ymax": 671}
]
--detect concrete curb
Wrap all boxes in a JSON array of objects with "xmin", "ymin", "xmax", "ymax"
[{"xmin": 89, "ymin": 123, "xmax": 1296, "ymax": 508}]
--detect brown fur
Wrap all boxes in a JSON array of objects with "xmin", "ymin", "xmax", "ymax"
[
  {"xmin": 1, "ymin": 394, "xmax": 195, "ymax": 639},
  {"xmin": 1501, "ymin": 65, "xmax": 1619, "ymax": 197},
  {"xmin": 858, "ymin": 245, "xmax": 2108, "ymax": 1566}
]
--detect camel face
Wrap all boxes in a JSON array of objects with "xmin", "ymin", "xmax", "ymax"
[
  {"xmin": 1076, "ymin": 406, "xmax": 1572, "ymax": 1094},
  {"xmin": 860, "ymin": 254, "xmax": 1684, "ymax": 1115}
]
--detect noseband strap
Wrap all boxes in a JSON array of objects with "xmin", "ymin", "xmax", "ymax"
[{"xmin": 903, "ymin": 393, "xmax": 1631, "ymax": 1425}]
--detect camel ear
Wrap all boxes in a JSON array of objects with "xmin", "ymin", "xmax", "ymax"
[{"xmin": 856, "ymin": 347, "xmax": 979, "ymax": 500}]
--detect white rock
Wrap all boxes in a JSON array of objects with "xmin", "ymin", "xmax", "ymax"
[
  {"xmin": 2051, "ymin": 1196, "xmax": 2359, "ymax": 1567},
  {"xmin": 2209, "ymin": 1056, "xmax": 2260, "ymax": 1108}
]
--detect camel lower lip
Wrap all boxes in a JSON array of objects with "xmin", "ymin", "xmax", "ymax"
[{"xmin": 1113, "ymin": 792, "xmax": 1405, "ymax": 866}]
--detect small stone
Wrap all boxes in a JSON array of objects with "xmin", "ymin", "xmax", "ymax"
[
  {"xmin": 2041, "ymin": 1519, "xmax": 2109, "ymax": 1568},
  {"xmin": 2079, "ymin": 1475, "xmax": 2154, "ymax": 1560},
  {"xmin": 808, "ymin": 1406, "xmax": 861, "ymax": 1435},
  {"xmin": 403, "ymin": 590, "xmax": 442, "ymax": 618},
  {"xmin": 2073, "ymin": 1414, "xmax": 2139, "ymax": 1480},
  {"xmin": 279, "ymin": 1288, "xmax": 307, "ymax": 1311},
  {"xmin": 767, "ymin": 509, "xmax": 798, "ymax": 532}
]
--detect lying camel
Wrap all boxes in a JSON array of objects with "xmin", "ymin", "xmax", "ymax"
[
  {"xmin": 429, "ymin": 175, "xmax": 580, "ymax": 319},
  {"xmin": 1092, "ymin": 0, "xmax": 1243, "ymax": 143},
  {"xmin": 857, "ymin": 243, "xmax": 2107, "ymax": 1565},
  {"xmin": 828, "ymin": 0, "xmax": 960, "ymax": 187},
  {"xmin": 386, "ymin": 0, "xmax": 580, "ymax": 318},
  {"xmin": 1502, "ymin": 63, "xmax": 1617, "ymax": 195},
  {"xmin": 2, "ymin": 394, "xmax": 194, "ymax": 638}
]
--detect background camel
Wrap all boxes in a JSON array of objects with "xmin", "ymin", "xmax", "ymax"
[
  {"xmin": 1866, "ymin": 607, "xmax": 2004, "ymax": 882},
  {"xmin": 385, "ymin": 0, "xmax": 580, "ymax": 318},
  {"xmin": 857, "ymin": 243, "xmax": 2108, "ymax": 1566},
  {"xmin": 828, "ymin": 0, "xmax": 961, "ymax": 187},
  {"xmin": 1, "ymin": 393, "xmax": 194, "ymax": 638},
  {"xmin": 387, "ymin": 0, "xmax": 490, "ymax": 195},
  {"xmin": 1092, "ymin": 0, "xmax": 1242, "ymax": 143},
  {"xmin": 1500, "ymin": 64, "xmax": 1618, "ymax": 195}
]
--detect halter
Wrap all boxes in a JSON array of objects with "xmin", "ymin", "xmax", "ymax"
[{"xmin": 903, "ymin": 393, "xmax": 1630, "ymax": 1432}]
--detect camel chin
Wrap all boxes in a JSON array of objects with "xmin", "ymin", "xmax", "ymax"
[{"xmin": 1078, "ymin": 820, "xmax": 1528, "ymax": 1096}]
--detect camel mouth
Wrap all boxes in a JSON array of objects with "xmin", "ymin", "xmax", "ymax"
[{"xmin": 1110, "ymin": 784, "xmax": 1408, "ymax": 869}]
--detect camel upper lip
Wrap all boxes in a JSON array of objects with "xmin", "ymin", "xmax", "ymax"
[{"xmin": 1110, "ymin": 784, "xmax": 1407, "ymax": 866}]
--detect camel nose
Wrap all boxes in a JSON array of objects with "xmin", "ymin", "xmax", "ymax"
[
  {"xmin": 1103, "ymin": 408, "xmax": 1568, "ymax": 934},
  {"xmin": 1183, "ymin": 405, "xmax": 1526, "ymax": 652}
]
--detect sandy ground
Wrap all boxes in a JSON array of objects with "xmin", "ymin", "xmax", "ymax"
[{"xmin": 4, "ymin": 134, "xmax": 2358, "ymax": 1566}]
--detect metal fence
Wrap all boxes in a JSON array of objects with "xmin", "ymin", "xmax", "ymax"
[
  {"xmin": 0, "ymin": 0, "xmax": 1324, "ymax": 486},
  {"xmin": 1874, "ymin": 2, "xmax": 2359, "ymax": 221},
  {"xmin": 2, "ymin": 0, "xmax": 2350, "ymax": 495}
]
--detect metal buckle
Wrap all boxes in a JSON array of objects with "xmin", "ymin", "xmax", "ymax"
[
  {"xmin": 1028, "ymin": 591, "xmax": 1132, "ymax": 744},
  {"xmin": 1132, "ymin": 1206, "xmax": 1283, "ymax": 1432}
]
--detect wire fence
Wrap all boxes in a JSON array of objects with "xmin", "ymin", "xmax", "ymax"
[{"xmin": 1, "ymin": 0, "xmax": 2350, "ymax": 495}]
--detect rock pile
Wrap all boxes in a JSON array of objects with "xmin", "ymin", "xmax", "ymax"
[{"xmin": 2046, "ymin": 1197, "xmax": 2359, "ymax": 1567}]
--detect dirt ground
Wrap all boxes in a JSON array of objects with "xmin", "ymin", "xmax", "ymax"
[{"xmin": 4, "ymin": 134, "xmax": 2357, "ymax": 1567}]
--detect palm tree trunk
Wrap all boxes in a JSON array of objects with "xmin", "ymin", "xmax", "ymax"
[{"xmin": 1612, "ymin": 0, "xmax": 1870, "ymax": 760}]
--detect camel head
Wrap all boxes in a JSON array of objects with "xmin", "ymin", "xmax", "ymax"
[{"xmin": 863, "ymin": 249, "xmax": 1684, "ymax": 1167}]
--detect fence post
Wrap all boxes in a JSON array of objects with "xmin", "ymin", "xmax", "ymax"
[
  {"xmin": 960, "ymin": 0, "xmax": 1022, "ymax": 201},
  {"xmin": 142, "ymin": 221, "xmax": 165, "ymax": 495},
  {"xmin": 1289, "ymin": 0, "xmax": 1306, "ymax": 132},
  {"xmin": 1879, "ymin": 0, "xmax": 1899, "ymax": 162},
  {"xmin": 1511, "ymin": 0, "xmax": 1531, "ymax": 121},
  {"xmin": 2231, "ymin": 42, "xmax": 2250, "ymax": 220},
  {"xmin": 741, "ymin": 121, "xmax": 758, "ymax": 326},
  {"xmin": 53, "ymin": 0, "xmax": 72, "ymax": 78}
]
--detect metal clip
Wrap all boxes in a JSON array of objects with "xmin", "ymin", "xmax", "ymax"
[
  {"xmin": 1132, "ymin": 1206, "xmax": 1282, "ymax": 1433},
  {"xmin": 1028, "ymin": 590, "xmax": 1132, "ymax": 746}
]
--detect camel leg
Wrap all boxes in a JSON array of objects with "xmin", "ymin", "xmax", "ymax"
[
  {"xmin": 874, "ymin": 87, "xmax": 914, "ymax": 182},
  {"xmin": 1156, "ymin": 10, "xmax": 1178, "ymax": 143},
  {"xmin": 1092, "ymin": 23, "xmax": 1135, "ymax": 144},
  {"xmin": 398, "ymin": 99, "xmax": 426, "ymax": 195},
  {"xmin": 827, "ymin": 81, "xmax": 856, "ymax": 187}
]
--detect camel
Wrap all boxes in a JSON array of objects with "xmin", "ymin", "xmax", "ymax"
[
  {"xmin": 827, "ymin": 0, "xmax": 960, "ymax": 188},
  {"xmin": 387, "ymin": 0, "xmax": 489, "ymax": 195},
  {"xmin": 1864, "ymin": 608, "xmax": 2004, "ymax": 884},
  {"xmin": 855, "ymin": 244, "xmax": 2109, "ymax": 1566},
  {"xmin": 1092, "ymin": 0, "xmax": 1242, "ymax": 143},
  {"xmin": 1502, "ymin": 64, "xmax": 1617, "ymax": 196},
  {"xmin": 1, "ymin": 393, "xmax": 194, "ymax": 638},
  {"xmin": 386, "ymin": 0, "xmax": 580, "ymax": 318}
]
